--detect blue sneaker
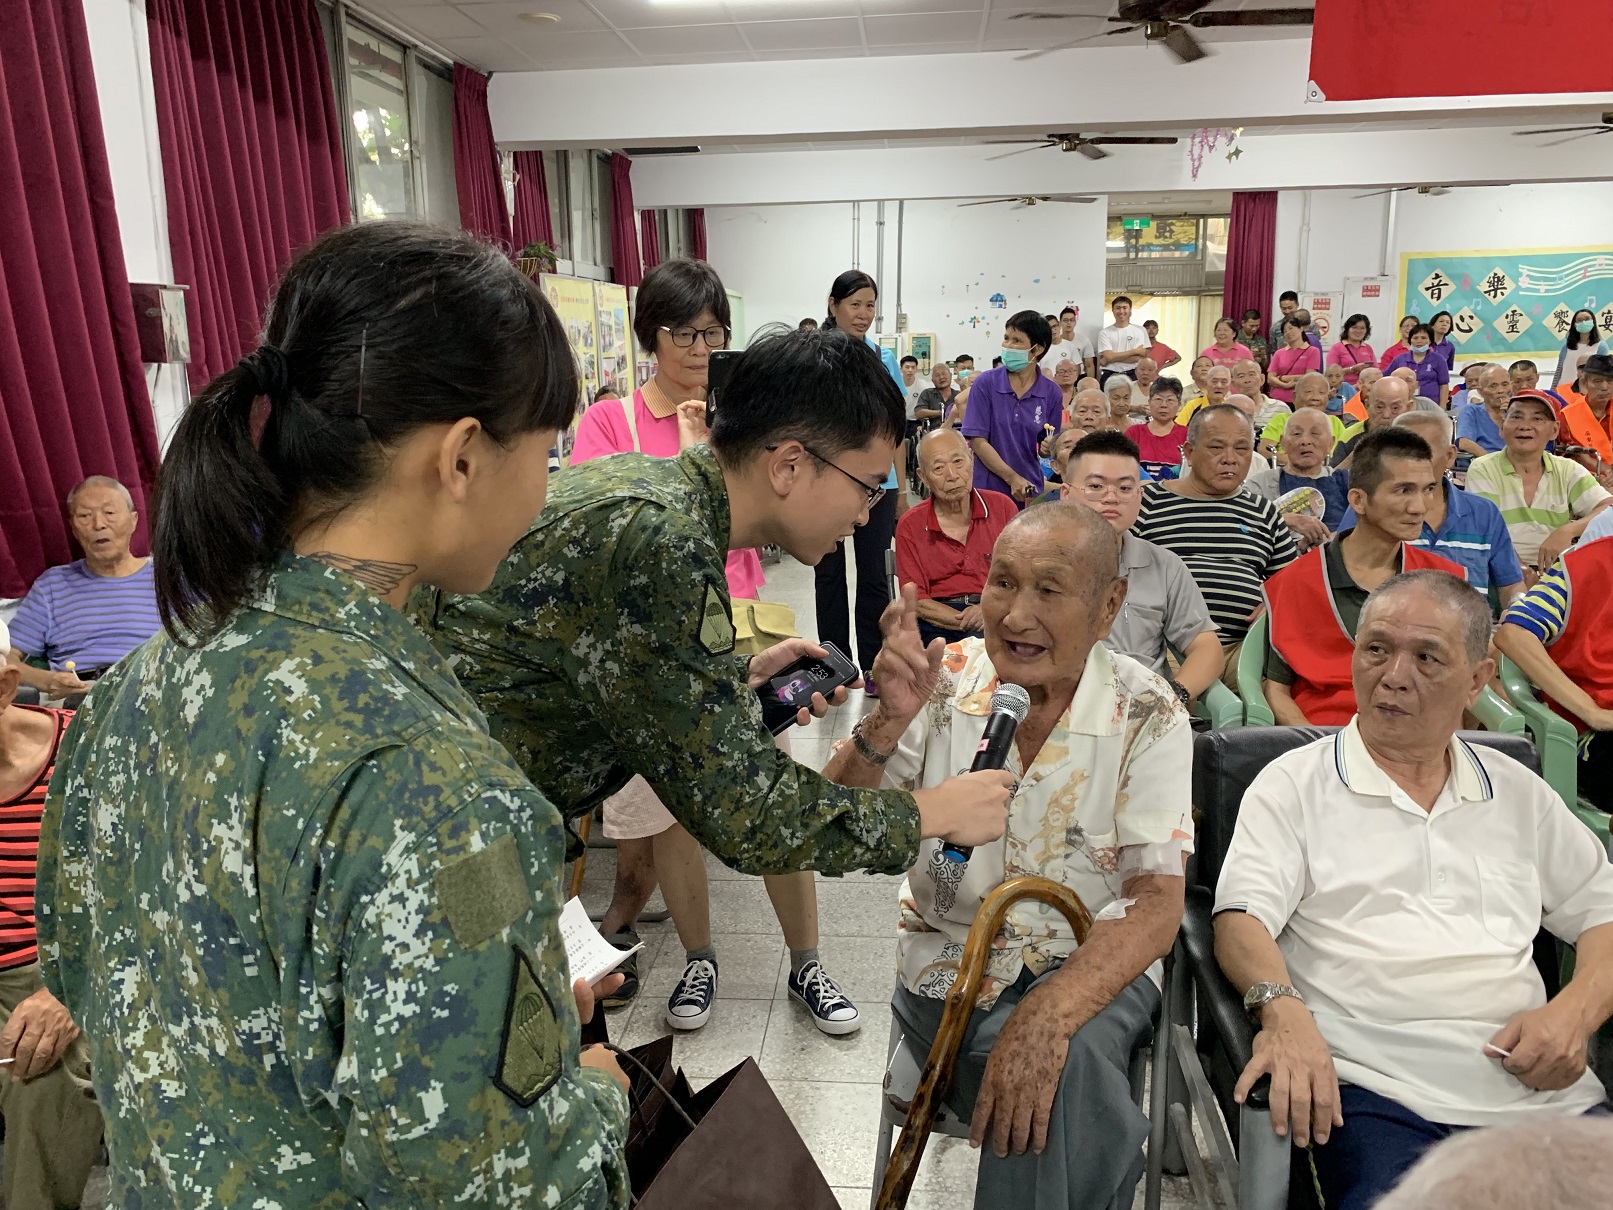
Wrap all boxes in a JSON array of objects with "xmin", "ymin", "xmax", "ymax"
[
  {"xmin": 665, "ymin": 958, "xmax": 718, "ymax": 1030},
  {"xmin": 788, "ymin": 960, "xmax": 861, "ymax": 1036}
]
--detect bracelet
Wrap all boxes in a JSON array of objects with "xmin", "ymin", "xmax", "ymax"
[{"xmin": 850, "ymin": 717, "xmax": 894, "ymax": 766}]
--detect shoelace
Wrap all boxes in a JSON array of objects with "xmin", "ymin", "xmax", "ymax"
[
  {"xmin": 797, "ymin": 964, "xmax": 851, "ymax": 1013},
  {"xmin": 671, "ymin": 961, "xmax": 715, "ymax": 1008}
]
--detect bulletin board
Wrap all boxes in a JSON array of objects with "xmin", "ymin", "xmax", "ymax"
[
  {"xmin": 1399, "ymin": 245, "xmax": 1613, "ymax": 362},
  {"xmin": 593, "ymin": 282, "xmax": 631, "ymax": 395},
  {"xmin": 540, "ymin": 274, "xmax": 600, "ymax": 401}
]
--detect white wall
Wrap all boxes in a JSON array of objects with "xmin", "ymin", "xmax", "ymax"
[{"xmin": 707, "ymin": 198, "xmax": 1109, "ymax": 367}]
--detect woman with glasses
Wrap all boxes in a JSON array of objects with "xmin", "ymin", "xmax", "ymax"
[{"xmin": 816, "ymin": 269, "xmax": 904, "ymax": 690}]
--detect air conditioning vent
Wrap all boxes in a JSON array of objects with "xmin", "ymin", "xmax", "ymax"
[{"xmin": 620, "ymin": 145, "xmax": 702, "ymax": 156}]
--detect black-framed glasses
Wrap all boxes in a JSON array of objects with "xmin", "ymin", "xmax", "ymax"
[
  {"xmin": 661, "ymin": 324, "xmax": 731, "ymax": 348},
  {"xmin": 768, "ymin": 443, "xmax": 886, "ymax": 509}
]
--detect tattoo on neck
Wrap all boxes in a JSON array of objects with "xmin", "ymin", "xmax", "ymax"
[{"xmin": 308, "ymin": 553, "xmax": 417, "ymax": 595}]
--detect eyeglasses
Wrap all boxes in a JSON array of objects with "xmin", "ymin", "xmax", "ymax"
[
  {"xmin": 661, "ymin": 324, "xmax": 731, "ymax": 349},
  {"xmin": 769, "ymin": 443, "xmax": 886, "ymax": 509}
]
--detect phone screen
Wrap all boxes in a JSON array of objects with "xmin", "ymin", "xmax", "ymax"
[{"xmin": 757, "ymin": 643, "xmax": 858, "ymax": 734}]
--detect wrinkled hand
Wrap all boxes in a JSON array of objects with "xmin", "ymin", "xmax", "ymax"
[
  {"xmin": 573, "ymin": 974, "xmax": 623, "ymax": 1027},
  {"xmin": 1487, "ymin": 999, "xmax": 1589, "ymax": 1091},
  {"xmin": 1536, "ymin": 526, "xmax": 1575, "ymax": 573},
  {"xmin": 971, "ymin": 987, "xmax": 1070, "ymax": 1157},
  {"xmin": 1282, "ymin": 513, "xmax": 1331, "ymax": 548},
  {"xmin": 1008, "ymin": 476, "xmax": 1036, "ymax": 503},
  {"xmin": 38, "ymin": 670, "xmax": 90, "ymax": 698},
  {"xmin": 870, "ymin": 585, "xmax": 946, "ymax": 726},
  {"xmin": 746, "ymin": 637, "xmax": 857, "ymax": 725},
  {"xmin": 581, "ymin": 1044, "xmax": 630, "ymax": 1094},
  {"xmin": 956, "ymin": 604, "xmax": 985, "ymax": 633},
  {"xmin": 1585, "ymin": 707, "xmax": 1613, "ymax": 732},
  {"xmin": 1234, "ymin": 999, "xmax": 1342, "ymax": 1147},
  {"xmin": 675, "ymin": 399, "xmax": 710, "ymax": 451},
  {"xmin": 0, "ymin": 987, "xmax": 78, "ymax": 1081}
]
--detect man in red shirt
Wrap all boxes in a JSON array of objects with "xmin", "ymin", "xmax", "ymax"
[
  {"xmin": 895, "ymin": 428, "xmax": 1016, "ymax": 647},
  {"xmin": 0, "ymin": 631, "xmax": 103, "ymax": 1206},
  {"xmin": 1262, "ymin": 428, "xmax": 1464, "ymax": 725}
]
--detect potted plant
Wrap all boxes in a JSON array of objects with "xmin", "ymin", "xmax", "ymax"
[{"xmin": 516, "ymin": 240, "xmax": 558, "ymax": 278}]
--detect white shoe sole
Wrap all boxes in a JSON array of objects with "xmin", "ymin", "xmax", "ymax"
[
  {"xmin": 666, "ymin": 1005, "xmax": 712, "ymax": 1030},
  {"xmin": 790, "ymin": 987, "xmax": 862, "ymax": 1035}
]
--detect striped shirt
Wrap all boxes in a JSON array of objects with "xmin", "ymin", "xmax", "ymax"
[
  {"xmin": 1464, "ymin": 452, "xmax": 1612, "ymax": 568},
  {"xmin": 7, "ymin": 558, "xmax": 161, "ymax": 671},
  {"xmin": 1500, "ymin": 562, "xmax": 1571, "ymax": 644},
  {"xmin": 0, "ymin": 706, "xmax": 68, "ymax": 970},
  {"xmin": 1132, "ymin": 483, "xmax": 1299, "ymax": 643}
]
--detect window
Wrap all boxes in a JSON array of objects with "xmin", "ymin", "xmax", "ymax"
[
  {"xmin": 344, "ymin": 23, "xmax": 414, "ymax": 220},
  {"xmin": 534, "ymin": 150, "xmax": 614, "ymax": 280}
]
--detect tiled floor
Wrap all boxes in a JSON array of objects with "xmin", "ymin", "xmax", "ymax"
[{"xmin": 576, "ymin": 553, "xmax": 1199, "ymax": 1209}]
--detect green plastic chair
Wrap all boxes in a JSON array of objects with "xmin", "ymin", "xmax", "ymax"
[
  {"xmin": 1239, "ymin": 612, "xmax": 1526, "ymax": 737},
  {"xmin": 1194, "ymin": 679, "xmax": 1243, "ymax": 729},
  {"xmin": 1495, "ymin": 655, "xmax": 1611, "ymax": 854}
]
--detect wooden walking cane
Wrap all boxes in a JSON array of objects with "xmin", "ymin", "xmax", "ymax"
[{"xmin": 875, "ymin": 875, "xmax": 1093, "ymax": 1210}]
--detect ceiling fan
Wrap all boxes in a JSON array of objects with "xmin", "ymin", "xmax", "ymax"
[
  {"xmin": 1012, "ymin": 2, "xmax": 1316, "ymax": 64},
  {"xmin": 982, "ymin": 132, "xmax": 1180, "ymax": 162},
  {"xmin": 957, "ymin": 195, "xmax": 1099, "ymax": 209},
  {"xmin": 1353, "ymin": 185, "xmax": 1453, "ymax": 199},
  {"xmin": 1513, "ymin": 111, "xmax": 1613, "ymax": 146}
]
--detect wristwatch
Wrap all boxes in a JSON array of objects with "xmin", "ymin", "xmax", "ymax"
[
  {"xmin": 1243, "ymin": 982, "xmax": 1304, "ymax": 1020},
  {"xmin": 1166, "ymin": 678, "xmax": 1192, "ymax": 708}
]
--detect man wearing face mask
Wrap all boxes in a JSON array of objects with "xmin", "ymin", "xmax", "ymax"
[{"xmin": 962, "ymin": 310, "xmax": 1064, "ymax": 507}]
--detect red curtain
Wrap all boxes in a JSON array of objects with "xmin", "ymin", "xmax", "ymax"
[
  {"xmin": 1223, "ymin": 191, "xmax": 1277, "ymax": 331},
  {"xmin": 148, "ymin": 0, "xmax": 350, "ymax": 394},
  {"xmin": 452, "ymin": 64, "xmax": 510, "ymax": 249},
  {"xmin": 511, "ymin": 149, "xmax": 552, "ymax": 251},
  {"xmin": 0, "ymin": 0, "xmax": 161, "ymax": 595},
  {"xmin": 689, "ymin": 209, "xmax": 707, "ymax": 261},
  {"xmin": 608, "ymin": 153, "xmax": 641, "ymax": 287},
  {"xmin": 1310, "ymin": 0, "xmax": 1612, "ymax": 100},
  {"xmin": 640, "ymin": 211, "xmax": 662, "ymax": 274}
]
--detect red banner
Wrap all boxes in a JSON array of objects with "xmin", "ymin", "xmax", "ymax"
[{"xmin": 1309, "ymin": 0, "xmax": 1613, "ymax": 101}]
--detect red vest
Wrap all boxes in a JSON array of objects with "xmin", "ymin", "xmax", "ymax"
[
  {"xmin": 1265, "ymin": 541, "xmax": 1464, "ymax": 724},
  {"xmin": 1543, "ymin": 534, "xmax": 1613, "ymax": 725}
]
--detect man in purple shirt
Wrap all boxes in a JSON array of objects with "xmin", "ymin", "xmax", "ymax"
[
  {"xmin": 962, "ymin": 309, "xmax": 1064, "ymax": 507},
  {"xmin": 7, "ymin": 476, "xmax": 161, "ymax": 700}
]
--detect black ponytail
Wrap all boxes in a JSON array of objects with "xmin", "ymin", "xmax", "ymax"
[
  {"xmin": 823, "ymin": 269, "xmax": 877, "ymax": 331},
  {"xmin": 154, "ymin": 221, "xmax": 578, "ymax": 643}
]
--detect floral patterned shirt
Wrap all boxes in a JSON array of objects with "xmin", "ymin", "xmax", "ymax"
[{"xmin": 884, "ymin": 639, "xmax": 1194, "ymax": 1008}]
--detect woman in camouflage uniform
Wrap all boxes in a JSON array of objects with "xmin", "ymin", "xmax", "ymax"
[{"xmin": 37, "ymin": 224, "xmax": 631, "ymax": 1208}]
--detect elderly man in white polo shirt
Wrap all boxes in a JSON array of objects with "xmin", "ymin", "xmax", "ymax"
[
  {"xmin": 1214, "ymin": 569, "xmax": 1613, "ymax": 1210},
  {"xmin": 825, "ymin": 500, "xmax": 1192, "ymax": 1210}
]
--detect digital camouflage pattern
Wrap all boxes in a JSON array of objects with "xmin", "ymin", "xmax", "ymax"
[
  {"xmin": 37, "ymin": 555, "xmax": 628, "ymax": 1208},
  {"xmin": 408, "ymin": 443, "xmax": 922, "ymax": 877}
]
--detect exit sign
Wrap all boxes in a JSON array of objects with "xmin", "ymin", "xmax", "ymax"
[{"xmin": 1122, "ymin": 217, "xmax": 1152, "ymax": 230}]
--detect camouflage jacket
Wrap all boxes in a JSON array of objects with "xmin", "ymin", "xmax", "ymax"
[
  {"xmin": 408, "ymin": 443, "xmax": 922, "ymax": 877},
  {"xmin": 37, "ymin": 555, "xmax": 628, "ymax": 1208}
]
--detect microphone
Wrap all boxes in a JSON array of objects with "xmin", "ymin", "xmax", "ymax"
[{"xmin": 939, "ymin": 683, "xmax": 1030, "ymax": 864}]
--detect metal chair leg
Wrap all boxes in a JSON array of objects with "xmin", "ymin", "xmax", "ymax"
[
  {"xmin": 1237, "ymin": 1103, "xmax": 1292, "ymax": 1210},
  {"xmin": 1143, "ymin": 946, "xmax": 1180, "ymax": 1210},
  {"xmin": 874, "ymin": 876, "xmax": 1093, "ymax": 1210},
  {"xmin": 870, "ymin": 1019, "xmax": 901, "ymax": 1210}
]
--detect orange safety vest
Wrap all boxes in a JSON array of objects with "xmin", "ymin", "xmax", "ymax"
[
  {"xmin": 1558, "ymin": 390, "xmax": 1613, "ymax": 463},
  {"xmin": 1542, "ymin": 534, "xmax": 1613, "ymax": 726},
  {"xmin": 1265, "ymin": 541, "xmax": 1464, "ymax": 724}
]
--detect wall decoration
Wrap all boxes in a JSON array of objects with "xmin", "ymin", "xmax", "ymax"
[
  {"xmin": 1188, "ymin": 127, "xmax": 1235, "ymax": 180},
  {"xmin": 1399, "ymin": 245, "xmax": 1613, "ymax": 361},
  {"xmin": 593, "ymin": 281, "xmax": 631, "ymax": 395},
  {"xmin": 541, "ymin": 274, "xmax": 600, "ymax": 460},
  {"xmin": 988, "ymin": 292, "xmax": 1007, "ymax": 308}
]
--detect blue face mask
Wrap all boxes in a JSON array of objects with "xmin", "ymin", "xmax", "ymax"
[
  {"xmin": 1000, "ymin": 347, "xmax": 1032, "ymax": 372},
  {"xmin": 1411, "ymin": 344, "xmax": 1429, "ymax": 356},
  {"xmin": 1577, "ymin": 319, "xmax": 1596, "ymax": 334}
]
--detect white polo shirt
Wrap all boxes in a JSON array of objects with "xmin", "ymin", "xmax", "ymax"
[
  {"xmin": 1099, "ymin": 322, "xmax": 1149, "ymax": 368},
  {"xmin": 1215, "ymin": 718, "xmax": 1613, "ymax": 1126},
  {"xmin": 1040, "ymin": 336, "xmax": 1094, "ymax": 376}
]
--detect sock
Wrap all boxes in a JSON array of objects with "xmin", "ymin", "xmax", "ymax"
[
  {"xmin": 685, "ymin": 944, "xmax": 717, "ymax": 967},
  {"xmin": 790, "ymin": 947, "xmax": 819, "ymax": 977}
]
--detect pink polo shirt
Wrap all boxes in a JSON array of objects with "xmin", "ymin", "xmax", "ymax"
[{"xmin": 570, "ymin": 387, "xmax": 767, "ymax": 599}]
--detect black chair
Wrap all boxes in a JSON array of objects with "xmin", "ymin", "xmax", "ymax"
[{"xmin": 1146, "ymin": 726, "xmax": 1559, "ymax": 1210}]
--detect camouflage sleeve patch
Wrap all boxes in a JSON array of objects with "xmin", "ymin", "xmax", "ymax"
[
  {"xmin": 697, "ymin": 578, "xmax": 735, "ymax": 655},
  {"xmin": 494, "ymin": 946, "xmax": 564, "ymax": 1107},
  {"xmin": 434, "ymin": 832, "xmax": 532, "ymax": 948}
]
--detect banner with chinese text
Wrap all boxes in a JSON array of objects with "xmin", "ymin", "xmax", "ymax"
[{"xmin": 1398, "ymin": 246, "xmax": 1613, "ymax": 364}]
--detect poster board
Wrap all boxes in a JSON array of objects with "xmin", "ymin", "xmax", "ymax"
[
  {"xmin": 1298, "ymin": 291, "xmax": 1343, "ymax": 348},
  {"xmin": 1399, "ymin": 245, "xmax": 1613, "ymax": 364},
  {"xmin": 541, "ymin": 274, "xmax": 599, "ymax": 464},
  {"xmin": 593, "ymin": 281, "xmax": 631, "ymax": 396},
  {"xmin": 1342, "ymin": 276, "xmax": 1397, "ymax": 356}
]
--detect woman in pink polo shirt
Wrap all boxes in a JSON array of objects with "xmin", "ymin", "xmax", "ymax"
[{"xmin": 569, "ymin": 259, "xmax": 857, "ymax": 1037}]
